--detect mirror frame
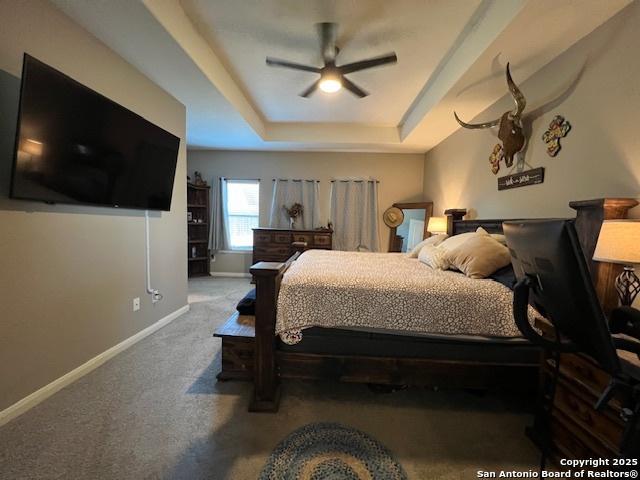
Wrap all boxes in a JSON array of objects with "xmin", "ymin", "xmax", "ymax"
[{"xmin": 387, "ymin": 201, "xmax": 434, "ymax": 252}]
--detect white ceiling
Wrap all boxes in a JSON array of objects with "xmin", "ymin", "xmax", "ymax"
[
  {"xmin": 52, "ymin": 0, "xmax": 632, "ymax": 153},
  {"xmin": 181, "ymin": 0, "xmax": 481, "ymax": 125}
]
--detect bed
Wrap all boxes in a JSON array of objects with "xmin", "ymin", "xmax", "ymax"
[
  {"xmin": 233, "ymin": 200, "xmax": 623, "ymax": 412},
  {"xmin": 276, "ymin": 249, "xmax": 532, "ymax": 344}
]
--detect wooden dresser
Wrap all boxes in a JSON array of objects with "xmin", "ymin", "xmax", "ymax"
[
  {"xmin": 533, "ymin": 318, "xmax": 640, "ymax": 461},
  {"xmin": 252, "ymin": 227, "xmax": 333, "ymax": 264}
]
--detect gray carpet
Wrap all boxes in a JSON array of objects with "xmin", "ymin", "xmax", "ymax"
[{"xmin": 0, "ymin": 277, "xmax": 539, "ymax": 479}]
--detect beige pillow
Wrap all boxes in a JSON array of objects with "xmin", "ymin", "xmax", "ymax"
[
  {"xmin": 407, "ymin": 234, "xmax": 448, "ymax": 258},
  {"xmin": 476, "ymin": 226, "xmax": 507, "ymax": 245},
  {"xmin": 445, "ymin": 235, "xmax": 511, "ymax": 279},
  {"xmin": 418, "ymin": 245, "xmax": 450, "ymax": 270},
  {"xmin": 438, "ymin": 227, "xmax": 489, "ymax": 253}
]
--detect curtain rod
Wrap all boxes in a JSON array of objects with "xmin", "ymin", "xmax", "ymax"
[
  {"xmin": 330, "ymin": 179, "xmax": 379, "ymax": 183},
  {"xmin": 222, "ymin": 177, "xmax": 261, "ymax": 182},
  {"xmin": 272, "ymin": 179, "xmax": 320, "ymax": 182}
]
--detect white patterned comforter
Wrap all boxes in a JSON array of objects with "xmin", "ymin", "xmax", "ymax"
[{"xmin": 276, "ymin": 249, "xmax": 533, "ymax": 344}]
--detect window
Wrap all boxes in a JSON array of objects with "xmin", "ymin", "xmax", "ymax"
[{"xmin": 225, "ymin": 179, "xmax": 259, "ymax": 250}]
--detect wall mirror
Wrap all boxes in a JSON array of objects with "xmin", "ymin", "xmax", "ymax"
[{"xmin": 385, "ymin": 202, "xmax": 434, "ymax": 252}]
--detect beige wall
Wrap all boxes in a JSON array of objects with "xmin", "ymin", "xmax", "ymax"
[
  {"xmin": 423, "ymin": 1, "xmax": 640, "ymax": 220},
  {"xmin": 188, "ymin": 150, "xmax": 425, "ymax": 273},
  {"xmin": 0, "ymin": 0, "xmax": 187, "ymax": 411}
]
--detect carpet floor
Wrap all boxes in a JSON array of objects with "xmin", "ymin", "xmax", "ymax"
[{"xmin": 0, "ymin": 277, "xmax": 539, "ymax": 479}]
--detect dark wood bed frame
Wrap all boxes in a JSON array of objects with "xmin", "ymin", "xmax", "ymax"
[{"xmin": 225, "ymin": 198, "xmax": 638, "ymax": 412}]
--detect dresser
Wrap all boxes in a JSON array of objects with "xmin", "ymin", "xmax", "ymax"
[
  {"xmin": 533, "ymin": 318, "xmax": 640, "ymax": 461},
  {"xmin": 252, "ymin": 227, "xmax": 333, "ymax": 264}
]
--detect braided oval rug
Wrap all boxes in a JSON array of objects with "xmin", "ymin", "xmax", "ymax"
[{"xmin": 259, "ymin": 423, "xmax": 408, "ymax": 480}]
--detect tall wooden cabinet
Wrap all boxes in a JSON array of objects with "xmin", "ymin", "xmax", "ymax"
[{"xmin": 187, "ymin": 182, "xmax": 210, "ymax": 278}]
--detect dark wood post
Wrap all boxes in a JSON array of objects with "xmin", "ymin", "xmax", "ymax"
[
  {"xmin": 444, "ymin": 209, "xmax": 467, "ymax": 236},
  {"xmin": 570, "ymin": 198, "xmax": 638, "ymax": 314},
  {"xmin": 249, "ymin": 261, "xmax": 285, "ymax": 412}
]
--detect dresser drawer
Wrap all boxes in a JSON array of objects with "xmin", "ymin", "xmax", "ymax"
[
  {"xmin": 254, "ymin": 245, "xmax": 290, "ymax": 257},
  {"xmin": 313, "ymin": 234, "xmax": 331, "ymax": 247},
  {"xmin": 254, "ymin": 232, "xmax": 272, "ymax": 245},
  {"xmin": 253, "ymin": 246, "xmax": 291, "ymax": 263},
  {"xmin": 292, "ymin": 233, "xmax": 312, "ymax": 244},
  {"xmin": 273, "ymin": 233, "xmax": 292, "ymax": 244}
]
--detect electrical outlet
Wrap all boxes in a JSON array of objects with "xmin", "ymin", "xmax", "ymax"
[
  {"xmin": 133, "ymin": 297, "xmax": 140, "ymax": 311},
  {"xmin": 151, "ymin": 290, "xmax": 163, "ymax": 304}
]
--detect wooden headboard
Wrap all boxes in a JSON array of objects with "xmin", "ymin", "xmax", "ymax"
[
  {"xmin": 443, "ymin": 198, "xmax": 639, "ymax": 313},
  {"xmin": 444, "ymin": 209, "xmax": 526, "ymax": 235}
]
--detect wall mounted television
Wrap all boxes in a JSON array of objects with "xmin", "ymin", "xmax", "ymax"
[{"xmin": 10, "ymin": 54, "xmax": 180, "ymax": 211}]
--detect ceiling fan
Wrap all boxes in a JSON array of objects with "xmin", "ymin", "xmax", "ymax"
[{"xmin": 265, "ymin": 22, "xmax": 398, "ymax": 98}]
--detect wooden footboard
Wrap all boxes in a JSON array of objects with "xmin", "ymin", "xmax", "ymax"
[{"xmin": 248, "ymin": 252, "xmax": 300, "ymax": 412}]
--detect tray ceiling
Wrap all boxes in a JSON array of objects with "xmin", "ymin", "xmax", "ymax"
[
  {"xmin": 53, "ymin": 0, "xmax": 632, "ymax": 152},
  {"xmin": 181, "ymin": 0, "xmax": 481, "ymax": 125}
]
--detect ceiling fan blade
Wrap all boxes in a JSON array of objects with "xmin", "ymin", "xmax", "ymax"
[
  {"xmin": 266, "ymin": 57, "xmax": 321, "ymax": 73},
  {"xmin": 341, "ymin": 77, "xmax": 369, "ymax": 98},
  {"xmin": 300, "ymin": 79, "xmax": 321, "ymax": 98},
  {"xmin": 338, "ymin": 53, "xmax": 398, "ymax": 74},
  {"xmin": 317, "ymin": 22, "xmax": 337, "ymax": 63}
]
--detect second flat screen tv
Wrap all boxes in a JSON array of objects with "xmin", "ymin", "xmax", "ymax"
[{"xmin": 10, "ymin": 54, "xmax": 180, "ymax": 211}]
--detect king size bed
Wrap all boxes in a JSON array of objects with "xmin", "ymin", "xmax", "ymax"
[{"xmin": 215, "ymin": 199, "xmax": 632, "ymax": 412}]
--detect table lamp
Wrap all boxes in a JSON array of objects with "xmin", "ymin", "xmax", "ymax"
[
  {"xmin": 593, "ymin": 220, "xmax": 640, "ymax": 306},
  {"xmin": 427, "ymin": 216, "xmax": 447, "ymax": 234}
]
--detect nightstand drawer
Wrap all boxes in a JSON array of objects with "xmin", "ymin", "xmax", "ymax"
[
  {"xmin": 551, "ymin": 410, "xmax": 614, "ymax": 459},
  {"xmin": 552, "ymin": 378, "xmax": 623, "ymax": 451}
]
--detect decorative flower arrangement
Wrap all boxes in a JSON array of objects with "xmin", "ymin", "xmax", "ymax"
[{"xmin": 284, "ymin": 203, "xmax": 303, "ymax": 228}]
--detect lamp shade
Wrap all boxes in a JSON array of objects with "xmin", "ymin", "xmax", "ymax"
[
  {"xmin": 593, "ymin": 220, "xmax": 640, "ymax": 265},
  {"xmin": 427, "ymin": 216, "xmax": 447, "ymax": 234}
]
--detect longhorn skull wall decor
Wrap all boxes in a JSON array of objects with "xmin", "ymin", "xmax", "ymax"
[{"xmin": 454, "ymin": 63, "xmax": 527, "ymax": 173}]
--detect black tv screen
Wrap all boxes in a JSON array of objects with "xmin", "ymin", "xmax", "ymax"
[{"xmin": 10, "ymin": 54, "xmax": 180, "ymax": 211}]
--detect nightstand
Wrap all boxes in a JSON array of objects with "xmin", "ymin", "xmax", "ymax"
[{"xmin": 532, "ymin": 318, "xmax": 640, "ymax": 460}]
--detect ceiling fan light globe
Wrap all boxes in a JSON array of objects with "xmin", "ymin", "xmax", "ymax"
[{"xmin": 319, "ymin": 78, "xmax": 342, "ymax": 93}]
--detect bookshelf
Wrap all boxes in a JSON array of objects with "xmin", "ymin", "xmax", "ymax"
[{"xmin": 187, "ymin": 182, "xmax": 211, "ymax": 278}]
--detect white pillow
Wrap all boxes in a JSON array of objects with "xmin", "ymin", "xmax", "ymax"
[
  {"xmin": 418, "ymin": 245, "xmax": 450, "ymax": 270},
  {"xmin": 438, "ymin": 227, "xmax": 489, "ymax": 253},
  {"xmin": 407, "ymin": 234, "xmax": 448, "ymax": 258}
]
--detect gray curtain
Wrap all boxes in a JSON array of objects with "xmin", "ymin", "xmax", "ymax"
[
  {"xmin": 269, "ymin": 179, "xmax": 321, "ymax": 229},
  {"xmin": 209, "ymin": 177, "xmax": 230, "ymax": 252},
  {"xmin": 330, "ymin": 179, "xmax": 380, "ymax": 252}
]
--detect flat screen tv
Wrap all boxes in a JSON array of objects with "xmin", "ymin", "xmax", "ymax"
[{"xmin": 10, "ymin": 54, "xmax": 180, "ymax": 211}]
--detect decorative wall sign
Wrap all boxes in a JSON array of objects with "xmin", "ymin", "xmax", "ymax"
[
  {"xmin": 542, "ymin": 115, "xmax": 571, "ymax": 157},
  {"xmin": 489, "ymin": 144, "xmax": 504, "ymax": 175},
  {"xmin": 498, "ymin": 167, "xmax": 545, "ymax": 191}
]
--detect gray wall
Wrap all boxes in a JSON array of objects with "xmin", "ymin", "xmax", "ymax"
[
  {"xmin": 0, "ymin": 0, "xmax": 188, "ymax": 411},
  {"xmin": 188, "ymin": 150, "xmax": 425, "ymax": 273},
  {"xmin": 423, "ymin": 1, "xmax": 640, "ymax": 220}
]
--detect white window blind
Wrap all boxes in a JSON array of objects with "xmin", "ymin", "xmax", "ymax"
[{"xmin": 225, "ymin": 180, "xmax": 259, "ymax": 250}]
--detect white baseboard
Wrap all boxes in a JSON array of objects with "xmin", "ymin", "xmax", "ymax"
[
  {"xmin": 209, "ymin": 272, "xmax": 251, "ymax": 278},
  {"xmin": 0, "ymin": 304, "xmax": 190, "ymax": 428}
]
